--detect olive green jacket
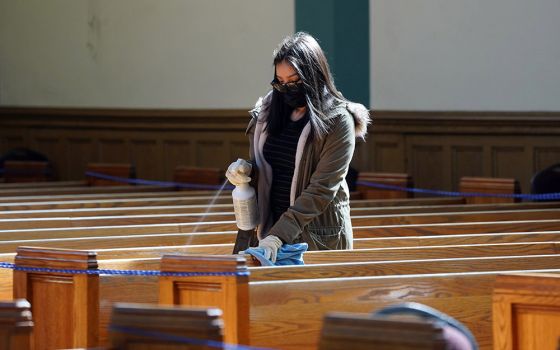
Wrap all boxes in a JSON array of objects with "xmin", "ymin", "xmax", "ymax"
[{"xmin": 246, "ymin": 91, "xmax": 370, "ymax": 250}]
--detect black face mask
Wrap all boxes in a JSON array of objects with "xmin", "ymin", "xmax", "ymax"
[{"xmin": 281, "ymin": 85, "xmax": 307, "ymax": 108}]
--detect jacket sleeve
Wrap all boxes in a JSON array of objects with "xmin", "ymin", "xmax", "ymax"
[
  {"xmin": 267, "ymin": 113, "xmax": 356, "ymax": 243},
  {"xmin": 244, "ymin": 115, "xmax": 259, "ymax": 186}
]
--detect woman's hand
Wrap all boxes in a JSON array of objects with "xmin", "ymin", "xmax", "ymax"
[
  {"xmin": 226, "ymin": 158, "xmax": 252, "ymax": 186},
  {"xmin": 258, "ymin": 235, "xmax": 283, "ymax": 263}
]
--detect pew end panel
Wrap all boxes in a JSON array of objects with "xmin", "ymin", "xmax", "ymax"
[
  {"xmin": 13, "ymin": 246, "xmax": 99, "ymax": 349},
  {"xmin": 357, "ymin": 172, "xmax": 414, "ymax": 199},
  {"xmin": 0, "ymin": 299, "xmax": 33, "ymax": 350},
  {"xmin": 249, "ymin": 274, "xmax": 495, "ymax": 349},
  {"xmin": 109, "ymin": 302, "xmax": 224, "ymax": 350},
  {"xmin": 319, "ymin": 311, "xmax": 447, "ymax": 350},
  {"xmin": 159, "ymin": 254, "xmax": 250, "ymax": 346},
  {"xmin": 493, "ymin": 273, "xmax": 560, "ymax": 350},
  {"xmin": 173, "ymin": 166, "xmax": 225, "ymax": 191},
  {"xmin": 86, "ymin": 163, "xmax": 135, "ymax": 187},
  {"xmin": 3, "ymin": 161, "xmax": 52, "ymax": 183},
  {"xmin": 460, "ymin": 177, "xmax": 521, "ymax": 204}
]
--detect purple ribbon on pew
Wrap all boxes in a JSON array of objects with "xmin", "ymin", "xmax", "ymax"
[
  {"xmin": 85, "ymin": 171, "xmax": 235, "ymax": 191},
  {"xmin": 356, "ymin": 180, "xmax": 560, "ymax": 201},
  {"xmin": 0, "ymin": 262, "xmax": 249, "ymax": 277},
  {"xmin": 109, "ymin": 325, "xmax": 274, "ymax": 350}
]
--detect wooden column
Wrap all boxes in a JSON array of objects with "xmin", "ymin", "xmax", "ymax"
[
  {"xmin": 13, "ymin": 247, "xmax": 99, "ymax": 349},
  {"xmin": 357, "ymin": 172, "xmax": 414, "ymax": 199},
  {"xmin": 460, "ymin": 177, "xmax": 521, "ymax": 204},
  {"xmin": 493, "ymin": 273, "xmax": 560, "ymax": 350},
  {"xmin": 109, "ymin": 302, "xmax": 224, "ymax": 349},
  {"xmin": 0, "ymin": 299, "xmax": 33, "ymax": 350},
  {"xmin": 159, "ymin": 255, "xmax": 249, "ymax": 345}
]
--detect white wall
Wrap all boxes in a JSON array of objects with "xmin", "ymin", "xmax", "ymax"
[
  {"xmin": 371, "ymin": 0, "xmax": 560, "ymax": 111},
  {"xmin": 0, "ymin": 0, "xmax": 294, "ymax": 108}
]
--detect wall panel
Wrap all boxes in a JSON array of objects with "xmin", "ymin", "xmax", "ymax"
[
  {"xmin": 32, "ymin": 136, "xmax": 64, "ymax": 178},
  {"xmin": 491, "ymin": 146, "xmax": 528, "ymax": 191},
  {"xmin": 130, "ymin": 139, "xmax": 161, "ymax": 180},
  {"xmin": 451, "ymin": 145, "xmax": 484, "ymax": 190},
  {"xmin": 195, "ymin": 140, "xmax": 227, "ymax": 169},
  {"xmin": 534, "ymin": 147, "xmax": 560, "ymax": 173},
  {"xmin": 409, "ymin": 144, "xmax": 446, "ymax": 191},
  {"xmin": 162, "ymin": 140, "xmax": 193, "ymax": 180},
  {"xmin": 67, "ymin": 137, "xmax": 97, "ymax": 180},
  {"xmin": 0, "ymin": 108, "xmax": 558, "ymax": 194},
  {"xmin": 98, "ymin": 139, "xmax": 129, "ymax": 164}
]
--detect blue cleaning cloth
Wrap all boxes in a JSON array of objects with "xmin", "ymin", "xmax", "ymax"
[{"xmin": 244, "ymin": 243, "xmax": 308, "ymax": 266}]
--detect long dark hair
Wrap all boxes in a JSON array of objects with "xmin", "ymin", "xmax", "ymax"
[{"xmin": 266, "ymin": 32, "xmax": 348, "ymax": 139}]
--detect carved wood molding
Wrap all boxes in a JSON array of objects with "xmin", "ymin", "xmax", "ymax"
[{"xmin": 1, "ymin": 107, "xmax": 559, "ymax": 134}]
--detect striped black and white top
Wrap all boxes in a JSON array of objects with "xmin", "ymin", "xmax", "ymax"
[{"xmin": 263, "ymin": 114, "xmax": 309, "ymax": 225}]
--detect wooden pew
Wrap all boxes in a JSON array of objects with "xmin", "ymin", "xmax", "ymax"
[
  {"xmin": 492, "ymin": 273, "xmax": 560, "ymax": 350},
  {"xmin": 356, "ymin": 175, "xmax": 521, "ymax": 205},
  {"xmin": 0, "ymin": 200, "xmax": 557, "ymax": 219},
  {"xmin": 173, "ymin": 166, "xmax": 225, "ymax": 191},
  {"xmin": 0, "ymin": 193, "xmax": 468, "ymax": 211},
  {"xmin": 10, "ymin": 247, "xmax": 560, "ymax": 348},
  {"xmin": 0, "ymin": 299, "xmax": 33, "ymax": 350},
  {"xmin": 319, "ymin": 312, "xmax": 448, "ymax": 350},
  {"xmin": 354, "ymin": 231, "xmax": 560, "ymax": 248},
  {"xmin": 0, "ymin": 195, "xmax": 463, "ymax": 211},
  {"xmin": 0, "ymin": 194, "xmax": 232, "ymax": 211},
  {"xmin": 460, "ymin": 177, "xmax": 520, "ymax": 204},
  {"xmin": 0, "ymin": 190, "xmax": 224, "ymax": 206},
  {"xmin": 1, "ymin": 219, "xmax": 560, "ymax": 253},
  {"xmin": 2, "ymin": 161, "xmax": 52, "ymax": 183},
  {"xmin": 0, "ymin": 207, "xmax": 559, "ymax": 230},
  {"xmin": 0, "ymin": 213, "xmax": 559, "ymax": 244},
  {"xmin": 109, "ymin": 303, "xmax": 224, "ymax": 350},
  {"xmin": 357, "ymin": 219, "xmax": 560, "ymax": 237},
  {"xmin": 3, "ymin": 239, "xmax": 560, "ymax": 271},
  {"xmin": 12, "ymin": 249, "xmax": 99, "ymax": 349},
  {"xmin": 157, "ymin": 255, "xmax": 560, "ymax": 349},
  {"xmin": 3, "ymin": 237, "xmax": 560, "ymax": 299},
  {"xmin": 86, "ymin": 163, "xmax": 135, "ymax": 187},
  {"xmin": 0, "ymin": 185, "xmax": 179, "ymax": 198},
  {"xmin": 0, "ymin": 180, "xmax": 86, "ymax": 190},
  {"xmin": 2, "ymin": 229, "xmax": 560, "ymax": 266},
  {"xmin": 356, "ymin": 172, "xmax": 414, "ymax": 199}
]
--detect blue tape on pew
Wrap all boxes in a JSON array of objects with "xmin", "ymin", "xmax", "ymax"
[
  {"xmin": 356, "ymin": 180, "xmax": 560, "ymax": 201},
  {"xmin": 0, "ymin": 262, "xmax": 249, "ymax": 277},
  {"xmin": 109, "ymin": 325, "xmax": 274, "ymax": 350},
  {"xmin": 85, "ymin": 171, "xmax": 234, "ymax": 191}
]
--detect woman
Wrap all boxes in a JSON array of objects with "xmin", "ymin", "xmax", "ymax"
[{"xmin": 227, "ymin": 32, "xmax": 371, "ymax": 262}]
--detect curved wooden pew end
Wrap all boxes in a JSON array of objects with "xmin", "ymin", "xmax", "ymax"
[
  {"xmin": 493, "ymin": 273, "xmax": 560, "ymax": 350},
  {"xmin": 13, "ymin": 246, "xmax": 99, "ymax": 349},
  {"xmin": 0, "ymin": 299, "xmax": 33, "ymax": 350},
  {"xmin": 159, "ymin": 254, "xmax": 250, "ymax": 345},
  {"xmin": 319, "ymin": 311, "xmax": 447, "ymax": 350},
  {"xmin": 109, "ymin": 302, "xmax": 224, "ymax": 349}
]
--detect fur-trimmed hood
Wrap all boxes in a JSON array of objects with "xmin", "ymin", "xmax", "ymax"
[
  {"xmin": 249, "ymin": 90, "xmax": 372, "ymax": 140},
  {"xmin": 345, "ymin": 101, "xmax": 371, "ymax": 140}
]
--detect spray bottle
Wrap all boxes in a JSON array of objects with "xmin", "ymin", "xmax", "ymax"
[{"xmin": 231, "ymin": 160, "xmax": 258, "ymax": 230}]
